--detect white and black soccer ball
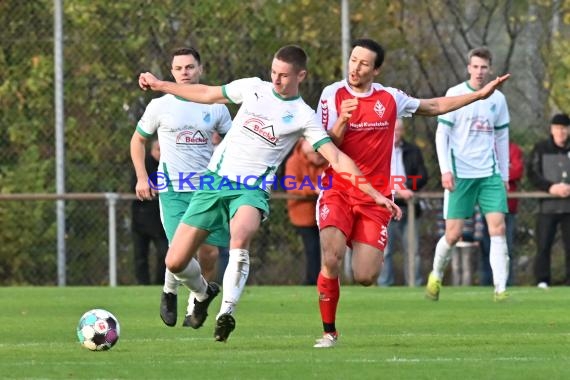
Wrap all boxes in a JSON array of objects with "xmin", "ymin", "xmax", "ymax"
[{"xmin": 76, "ymin": 309, "xmax": 120, "ymax": 351}]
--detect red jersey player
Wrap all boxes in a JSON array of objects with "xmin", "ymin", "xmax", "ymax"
[{"xmin": 313, "ymin": 38, "xmax": 510, "ymax": 348}]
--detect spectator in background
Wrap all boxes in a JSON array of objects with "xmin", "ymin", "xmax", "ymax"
[
  {"xmin": 377, "ymin": 118, "xmax": 428, "ymax": 286},
  {"xmin": 479, "ymin": 141, "xmax": 524, "ymax": 286},
  {"xmin": 527, "ymin": 113, "xmax": 570, "ymax": 289},
  {"xmin": 285, "ymin": 139, "xmax": 329, "ymax": 285},
  {"xmin": 131, "ymin": 139, "xmax": 169, "ymax": 285}
]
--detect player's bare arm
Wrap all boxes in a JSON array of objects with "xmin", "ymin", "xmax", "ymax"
[
  {"xmin": 415, "ymin": 74, "xmax": 510, "ymax": 116},
  {"xmin": 139, "ymin": 72, "xmax": 227, "ymax": 104},
  {"xmin": 130, "ymin": 132, "xmax": 155, "ymax": 201},
  {"xmin": 317, "ymin": 142, "xmax": 402, "ymax": 220},
  {"xmin": 328, "ymin": 98, "xmax": 358, "ymax": 145},
  {"xmin": 441, "ymin": 171, "xmax": 455, "ymax": 192}
]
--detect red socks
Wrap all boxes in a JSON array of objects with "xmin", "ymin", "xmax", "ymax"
[{"xmin": 317, "ymin": 272, "xmax": 340, "ymax": 333}]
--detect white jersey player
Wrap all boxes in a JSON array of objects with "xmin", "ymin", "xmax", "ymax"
[{"xmin": 131, "ymin": 47, "xmax": 231, "ymax": 329}]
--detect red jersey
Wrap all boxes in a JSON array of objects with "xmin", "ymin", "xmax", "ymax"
[{"xmin": 316, "ymin": 80, "xmax": 420, "ymax": 199}]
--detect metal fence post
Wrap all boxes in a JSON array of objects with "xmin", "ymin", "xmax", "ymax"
[
  {"xmin": 407, "ymin": 198, "xmax": 416, "ymax": 287},
  {"xmin": 106, "ymin": 193, "xmax": 119, "ymax": 287},
  {"xmin": 54, "ymin": 0, "xmax": 66, "ymax": 287},
  {"xmin": 341, "ymin": 0, "xmax": 350, "ymax": 77}
]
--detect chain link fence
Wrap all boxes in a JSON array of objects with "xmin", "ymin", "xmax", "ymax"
[
  {"xmin": 2, "ymin": 193, "xmax": 568, "ymax": 287},
  {"xmin": 1, "ymin": 0, "xmax": 570, "ymax": 285}
]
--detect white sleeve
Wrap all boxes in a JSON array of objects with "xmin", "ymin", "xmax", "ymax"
[
  {"xmin": 221, "ymin": 77, "xmax": 261, "ymax": 104},
  {"xmin": 435, "ymin": 123, "xmax": 451, "ymax": 174},
  {"xmin": 386, "ymin": 88, "xmax": 420, "ymax": 117},
  {"xmin": 494, "ymin": 92, "xmax": 510, "ymax": 128},
  {"xmin": 315, "ymin": 86, "xmax": 338, "ymax": 131},
  {"xmin": 214, "ymin": 105, "xmax": 232, "ymax": 135},
  {"xmin": 495, "ymin": 127, "xmax": 509, "ymax": 181},
  {"xmin": 303, "ymin": 114, "xmax": 331, "ymax": 148},
  {"xmin": 136, "ymin": 99, "xmax": 160, "ymax": 137}
]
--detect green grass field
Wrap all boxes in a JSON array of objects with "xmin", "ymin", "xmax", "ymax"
[{"xmin": 1, "ymin": 286, "xmax": 569, "ymax": 379}]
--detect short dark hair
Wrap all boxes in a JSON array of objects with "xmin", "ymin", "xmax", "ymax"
[
  {"xmin": 551, "ymin": 113, "xmax": 570, "ymax": 126},
  {"xmin": 352, "ymin": 38, "xmax": 385, "ymax": 69},
  {"xmin": 274, "ymin": 45, "xmax": 307, "ymax": 72},
  {"xmin": 468, "ymin": 47, "xmax": 493, "ymax": 66},
  {"xmin": 171, "ymin": 47, "xmax": 201, "ymax": 66}
]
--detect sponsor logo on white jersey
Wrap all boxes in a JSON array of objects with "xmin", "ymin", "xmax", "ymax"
[
  {"xmin": 176, "ymin": 130, "xmax": 208, "ymax": 146},
  {"xmin": 243, "ymin": 117, "xmax": 278, "ymax": 146},
  {"xmin": 470, "ymin": 116, "xmax": 492, "ymax": 133},
  {"xmin": 282, "ymin": 111, "xmax": 294, "ymax": 124}
]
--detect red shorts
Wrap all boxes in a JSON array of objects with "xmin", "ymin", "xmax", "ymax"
[{"xmin": 317, "ymin": 188, "xmax": 391, "ymax": 251}]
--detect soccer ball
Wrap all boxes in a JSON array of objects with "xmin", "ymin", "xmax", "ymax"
[{"xmin": 76, "ymin": 309, "xmax": 120, "ymax": 351}]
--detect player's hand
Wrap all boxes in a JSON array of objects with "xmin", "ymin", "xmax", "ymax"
[
  {"xmin": 135, "ymin": 178, "xmax": 156, "ymax": 201},
  {"xmin": 139, "ymin": 72, "xmax": 160, "ymax": 91},
  {"xmin": 550, "ymin": 183, "xmax": 570, "ymax": 198},
  {"xmin": 478, "ymin": 74, "xmax": 510, "ymax": 99},
  {"xmin": 339, "ymin": 98, "xmax": 358, "ymax": 122},
  {"xmin": 441, "ymin": 171, "xmax": 455, "ymax": 191},
  {"xmin": 373, "ymin": 193, "xmax": 402, "ymax": 220}
]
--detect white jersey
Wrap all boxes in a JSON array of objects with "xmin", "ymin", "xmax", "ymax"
[
  {"xmin": 209, "ymin": 77, "xmax": 330, "ymax": 192},
  {"xmin": 137, "ymin": 94, "xmax": 232, "ymax": 191},
  {"xmin": 436, "ymin": 81, "xmax": 510, "ymax": 179}
]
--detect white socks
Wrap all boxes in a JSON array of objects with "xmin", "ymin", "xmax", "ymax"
[
  {"xmin": 186, "ymin": 293, "xmax": 196, "ymax": 316},
  {"xmin": 431, "ymin": 232, "xmax": 509, "ymax": 294},
  {"xmin": 490, "ymin": 235, "xmax": 509, "ymax": 293},
  {"xmin": 217, "ymin": 249, "xmax": 250, "ymax": 318},
  {"xmin": 432, "ymin": 236, "xmax": 453, "ymax": 280},
  {"xmin": 172, "ymin": 258, "xmax": 208, "ymax": 299},
  {"xmin": 163, "ymin": 269, "xmax": 179, "ymax": 295}
]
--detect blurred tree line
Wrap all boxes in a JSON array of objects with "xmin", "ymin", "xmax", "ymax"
[{"xmin": 0, "ymin": 0, "xmax": 569, "ymax": 284}]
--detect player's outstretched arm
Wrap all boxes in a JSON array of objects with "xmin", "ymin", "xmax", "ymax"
[
  {"xmin": 317, "ymin": 142, "xmax": 402, "ymax": 220},
  {"xmin": 415, "ymin": 74, "xmax": 510, "ymax": 116},
  {"xmin": 138, "ymin": 72, "xmax": 227, "ymax": 104}
]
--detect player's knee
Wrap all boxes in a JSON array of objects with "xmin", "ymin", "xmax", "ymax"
[
  {"xmin": 353, "ymin": 274, "xmax": 376, "ymax": 286},
  {"xmin": 488, "ymin": 224, "xmax": 506, "ymax": 236},
  {"xmin": 165, "ymin": 255, "xmax": 188, "ymax": 273},
  {"xmin": 321, "ymin": 251, "xmax": 341, "ymax": 270},
  {"xmin": 165, "ymin": 258, "xmax": 182, "ymax": 273},
  {"xmin": 445, "ymin": 231, "xmax": 462, "ymax": 245},
  {"xmin": 198, "ymin": 245, "xmax": 219, "ymax": 264}
]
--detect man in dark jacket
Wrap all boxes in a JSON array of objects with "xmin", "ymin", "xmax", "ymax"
[
  {"xmin": 131, "ymin": 139, "xmax": 169, "ymax": 285},
  {"xmin": 378, "ymin": 118, "xmax": 428, "ymax": 286},
  {"xmin": 527, "ymin": 113, "xmax": 570, "ymax": 288}
]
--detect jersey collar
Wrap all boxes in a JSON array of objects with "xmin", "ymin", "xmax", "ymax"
[
  {"xmin": 465, "ymin": 81, "xmax": 477, "ymax": 92},
  {"xmin": 272, "ymin": 89, "xmax": 300, "ymax": 101},
  {"xmin": 343, "ymin": 79, "xmax": 374, "ymax": 97}
]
